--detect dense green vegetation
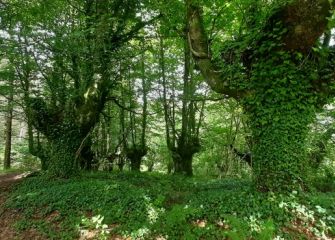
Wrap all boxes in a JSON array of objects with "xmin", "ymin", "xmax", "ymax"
[
  {"xmin": 1, "ymin": 0, "xmax": 335, "ymax": 239},
  {"xmin": 4, "ymin": 172, "xmax": 335, "ymax": 239}
]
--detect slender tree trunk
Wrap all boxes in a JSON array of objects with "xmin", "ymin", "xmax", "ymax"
[
  {"xmin": 126, "ymin": 41, "xmax": 148, "ymax": 171},
  {"xmin": 118, "ymin": 156, "xmax": 125, "ymax": 171},
  {"xmin": 3, "ymin": 86, "xmax": 14, "ymax": 170},
  {"xmin": 120, "ymin": 87, "xmax": 127, "ymax": 172},
  {"xmin": 159, "ymin": 35, "xmax": 173, "ymax": 150},
  {"xmin": 141, "ymin": 42, "xmax": 148, "ymax": 152}
]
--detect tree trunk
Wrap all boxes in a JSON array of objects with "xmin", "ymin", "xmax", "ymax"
[
  {"xmin": 148, "ymin": 162, "xmax": 154, "ymax": 172},
  {"xmin": 130, "ymin": 156, "xmax": 142, "ymax": 171},
  {"xmin": 47, "ymin": 129, "xmax": 82, "ymax": 177},
  {"xmin": 172, "ymin": 35, "xmax": 201, "ymax": 176},
  {"xmin": 244, "ymin": 58, "xmax": 315, "ymax": 191},
  {"xmin": 126, "ymin": 147, "xmax": 147, "ymax": 171},
  {"xmin": 79, "ymin": 138, "xmax": 95, "ymax": 171},
  {"xmin": 3, "ymin": 89, "xmax": 14, "ymax": 170},
  {"xmin": 186, "ymin": 0, "xmax": 332, "ymax": 191},
  {"xmin": 117, "ymin": 156, "xmax": 125, "ymax": 171},
  {"xmin": 248, "ymin": 104, "xmax": 312, "ymax": 191},
  {"xmin": 173, "ymin": 151, "xmax": 193, "ymax": 176}
]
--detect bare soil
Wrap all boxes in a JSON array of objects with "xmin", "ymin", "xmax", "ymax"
[
  {"xmin": 0, "ymin": 172, "xmax": 44, "ymax": 240},
  {"xmin": 0, "ymin": 172, "xmax": 126, "ymax": 240}
]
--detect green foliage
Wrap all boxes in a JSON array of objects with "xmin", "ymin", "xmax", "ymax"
[
  {"xmin": 241, "ymin": 43, "xmax": 331, "ymax": 191},
  {"xmin": 311, "ymin": 165, "xmax": 335, "ymax": 192},
  {"xmin": 184, "ymin": 0, "xmax": 335, "ymax": 192},
  {"xmin": 194, "ymin": 98, "xmax": 251, "ymax": 178},
  {"xmin": 2, "ymin": 0, "xmax": 334, "ymax": 193},
  {"xmin": 79, "ymin": 215, "xmax": 110, "ymax": 240},
  {"xmin": 5, "ymin": 172, "xmax": 335, "ymax": 239}
]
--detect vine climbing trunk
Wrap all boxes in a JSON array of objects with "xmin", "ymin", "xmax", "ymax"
[
  {"xmin": 44, "ymin": 123, "xmax": 81, "ymax": 177},
  {"xmin": 186, "ymin": 0, "xmax": 333, "ymax": 191},
  {"xmin": 244, "ymin": 59, "xmax": 315, "ymax": 191}
]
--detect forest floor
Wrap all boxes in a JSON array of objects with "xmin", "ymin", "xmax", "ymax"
[
  {"xmin": 0, "ymin": 171, "xmax": 334, "ymax": 240},
  {"xmin": 0, "ymin": 171, "xmax": 131, "ymax": 240},
  {"xmin": 0, "ymin": 172, "xmax": 36, "ymax": 239},
  {"xmin": 0, "ymin": 172, "xmax": 46, "ymax": 240}
]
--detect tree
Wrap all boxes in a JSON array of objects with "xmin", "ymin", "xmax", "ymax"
[
  {"xmin": 2, "ymin": 0, "xmax": 159, "ymax": 177},
  {"xmin": 186, "ymin": 0, "xmax": 335, "ymax": 191},
  {"xmin": 1, "ymin": 63, "xmax": 14, "ymax": 170},
  {"xmin": 4, "ymin": 27, "xmax": 42, "ymax": 166},
  {"xmin": 124, "ymin": 41, "xmax": 150, "ymax": 171},
  {"xmin": 159, "ymin": 33, "xmax": 205, "ymax": 176}
]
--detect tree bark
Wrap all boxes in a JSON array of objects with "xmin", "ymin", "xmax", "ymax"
[
  {"xmin": 127, "ymin": 147, "xmax": 147, "ymax": 171},
  {"xmin": 3, "ymin": 85, "xmax": 14, "ymax": 170},
  {"xmin": 186, "ymin": 0, "xmax": 333, "ymax": 191},
  {"xmin": 186, "ymin": 1, "xmax": 242, "ymax": 98},
  {"xmin": 172, "ymin": 150, "xmax": 195, "ymax": 176}
]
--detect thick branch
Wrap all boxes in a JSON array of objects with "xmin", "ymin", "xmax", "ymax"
[
  {"xmin": 269, "ymin": 0, "xmax": 331, "ymax": 53},
  {"xmin": 186, "ymin": 1, "xmax": 241, "ymax": 98}
]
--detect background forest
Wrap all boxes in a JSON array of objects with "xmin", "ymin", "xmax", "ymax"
[{"xmin": 0, "ymin": 0, "xmax": 335, "ymax": 239}]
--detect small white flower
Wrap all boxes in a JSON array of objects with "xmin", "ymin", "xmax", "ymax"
[
  {"xmin": 273, "ymin": 236, "xmax": 285, "ymax": 240},
  {"xmin": 316, "ymin": 205, "xmax": 327, "ymax": 214},
  {"xmin": 279, "ymin": 201, "xmax": 287, "ymax": 208}
]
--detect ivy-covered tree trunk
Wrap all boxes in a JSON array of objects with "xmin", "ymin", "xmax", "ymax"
[
  {"xmin": 244, "ymin": 58, "xmax": 316, "ymax": 191},
  {"xmin": 28, "ymin": 97, "xmax": 98, "ymax": 177},
  {"xmin": 48, "ymin": 136, "xmax": 79, "ymax": 177},
  {"xmin": 186, "ymin": 0, "xmax": 333, "ymax": 191},
  {"xmin": 39, "ymin": 123, "xmax": 95, "ymax": 177}
]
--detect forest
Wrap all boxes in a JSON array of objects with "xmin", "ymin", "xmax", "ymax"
[{"xmin": 0, "ymin": 0, "xmax": 335, "ymax": 239}]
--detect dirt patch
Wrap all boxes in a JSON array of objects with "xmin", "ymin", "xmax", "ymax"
[{"xmin": 0, "ymin": 172, "xmax": 45, "ymax": 240}]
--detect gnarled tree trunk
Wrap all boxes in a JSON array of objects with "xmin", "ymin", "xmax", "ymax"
[{"xmin": 186, "ymin": 0, "xmax": 333, "ymax": 191}]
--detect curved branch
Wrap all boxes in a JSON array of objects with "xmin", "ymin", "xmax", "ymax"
[{"xmin": 186, "ymin": 1, "xmax": 243, "ymax": 99}]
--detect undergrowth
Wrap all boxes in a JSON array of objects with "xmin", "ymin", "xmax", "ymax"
[{"xmin": 5, "ymin": 172, "xmax": 335, "ymax": 239}]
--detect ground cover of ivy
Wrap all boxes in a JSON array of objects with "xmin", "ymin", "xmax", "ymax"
[{"xmin": 5, "ymin": 172, "xmax": 335, "ymax": 240}]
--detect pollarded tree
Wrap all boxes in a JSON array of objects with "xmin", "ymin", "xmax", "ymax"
[
  {"xmin": 2, "ymin": 0, "xmax": 159, "ymax": 177},
  {"xmin": 123, "ymin": 45, "xmax": 150, "ymax": 171},
  {"xmin": 186, "ymin": 0, "xmax": 335, "ymax": 191},
  {"xmin": 159, "ymin": 34, "xmax": 205, "ymax": 176}
]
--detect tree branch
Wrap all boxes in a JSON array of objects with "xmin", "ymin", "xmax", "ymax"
[
  {"xmin": 186, "ymin": 1, "xmax": 242, "ymax": 99},
  {"xmin": 267, "ymin": 0, "xmax": 331, "ymax": 53}
]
